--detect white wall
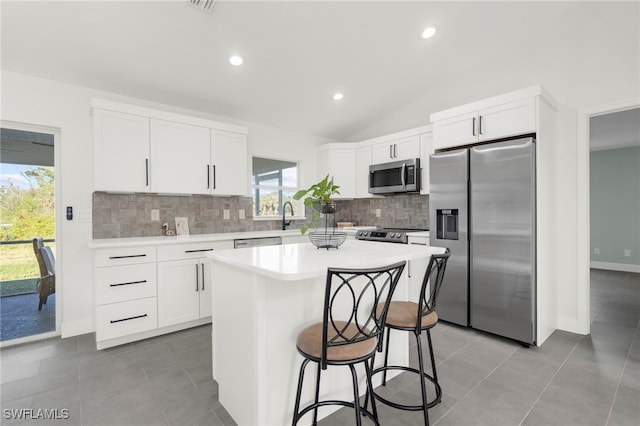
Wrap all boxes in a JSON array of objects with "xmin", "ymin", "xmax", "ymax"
[{"xmin": 1, "ymin": 70, "xmax": 330, "ymax": 337}]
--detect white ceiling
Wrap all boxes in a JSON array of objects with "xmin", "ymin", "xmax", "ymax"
[{"xmin": 1, "ymin": 1, "xmax": 639, "ymax": 145}]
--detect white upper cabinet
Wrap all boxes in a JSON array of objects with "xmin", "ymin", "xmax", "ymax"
[
  {"xmin": 316, "ymin": 145, "xmax": 356, "ymax": 199},
  {"xmin": 92, "ymin": 99, "xmax": 248, "ymax": 196},
  {"xmin": 210, "ymin": 130, "xmax": 248, "ymax": 196},
  {"xmin": 93, "ymin": 109, "xmax": 150, "ymax": 193},
  {"xmin": 432, "ymin": 88, "xmax": 540, "ymax": 150},
  {"xmin": 371, "ymin": 135, "xmax": 420, "ymax": 164},
  {"xmin": 478, "ymin": 98, "xmax": 536, "ymax": 141},
  {"xmin": 355, "ymin": 145, "xmax": 372, "ymax": 198},
  {"xmin": 150, "ymin": 119, "xmax": 211, "ymax": 195}
]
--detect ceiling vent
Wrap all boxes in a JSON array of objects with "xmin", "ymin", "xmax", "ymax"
[{"xmin": 188, "ymin": 0, "xmax": 216, "ymax": 13}]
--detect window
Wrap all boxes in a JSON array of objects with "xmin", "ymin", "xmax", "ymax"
[{"xmin": 252, "ymin": 157, "xmax": 300, "ymax": 218}]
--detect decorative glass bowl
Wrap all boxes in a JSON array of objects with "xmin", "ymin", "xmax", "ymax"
[
  {"xmin": 308, "ymin": 231, "xmax": 346, "ymax": 249},
  {"xmin": 312, "ymin": 200, "xmax": 336, "ymax": 214}
]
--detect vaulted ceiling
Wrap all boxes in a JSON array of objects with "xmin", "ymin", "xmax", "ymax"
[{"xmin": 1, "ymin": 1, "xmax": 639, "ymax": 143}]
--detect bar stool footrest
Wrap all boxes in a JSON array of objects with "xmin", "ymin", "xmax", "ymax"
[
  {"xmin": 295, "ymin": 399, "xmax": 380, "ymax": 426},
  {"xmin": 372, "ymin": 365, "xmax": 442, "ymax": 409}
]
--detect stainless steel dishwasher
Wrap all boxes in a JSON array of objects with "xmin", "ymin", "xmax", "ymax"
[{"xmin": 233, "ymin": 236, "xmax": 282, "ymax": 249}]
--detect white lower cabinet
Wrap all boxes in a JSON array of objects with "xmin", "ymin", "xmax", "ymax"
[
  {"xmin": 96, "ymin": 298, "xmax": 158, "ymax": 342},
  {"xmin": 156, "ymin": 241, "xmax": 233, "ymax": 327},
  {"xmin": 157, "ymin": 258, "xmax": 212, "ymax": 327},
  {"xmin": 94, "ymin": 245, "xmax": 158, "ymax": 346}
]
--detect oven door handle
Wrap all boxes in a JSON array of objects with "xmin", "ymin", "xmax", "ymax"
[{"xmin": 401, "ymin": 163, "xmax": 406, "ymax": 187}]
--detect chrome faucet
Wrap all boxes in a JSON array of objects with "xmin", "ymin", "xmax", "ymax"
[{"xmin": 282, "ymin": 201, "xmax": 294, "ymax": 230}]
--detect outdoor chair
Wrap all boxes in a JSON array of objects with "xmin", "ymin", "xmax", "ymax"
[{"xmin": 33, "ymin": 237, "xmax": 55, "ymax": 311}]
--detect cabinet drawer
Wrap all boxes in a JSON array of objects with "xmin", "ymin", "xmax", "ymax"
[
  {"xmin": 94, "ymin": 246, "xmax": 156, "ymax": 267},
  {"xmin": 95, "ymin": 263, "xmax": 157, "ymax": 305},
  {"xmin": 96, "ymin": 297, "xmax": 158, "ymax": 341},
  {"xmin": 157, "ymin": 241, "xmax": 233, "ymax": 261}
]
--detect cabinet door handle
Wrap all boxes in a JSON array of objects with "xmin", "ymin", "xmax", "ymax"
[
  {"xmin": 110, "ymin": 314, "xmax": 147, "ymax": 324},
  {"xmin": 109, "ymin": 280, "xmax": 146, "ymax": 287},
  {"xmin": 145, "ymin": 159, "xmax": 149, "ymax": 186},
  {"xmin": 472, "ymin": 117, "xmax": 476, "ymax": 136},
  {"xmin": 201, "ymin": 263, "xmax": 205, "ymax": 291},
  {"xmin": 479, "ymin": 115, "xmax": 483, "ymax": 135},
  {"xmin": 389, "ymin": 145, "xmax": 393, "ymax": 159},
  {"xmin": 393, "ymin": 144, "xmax": 397, "ymax": 158},
  {"xmin": 109, "ymin": 254, "xmax": 146, "ymax": 259},
  {"xmin": 195, "ymin": 264, "xmax": 200, "ymax": 292},
  {"xmin": 184, "ymin": 249, "xmax": 214, "ymax": 253},
  {"xmin": 207, "ymin": 164, "xmax": 210, "ymax": 189},
  {"xmin": 212, "ymin": 165, "xmax": 216, "ymax": 189}
]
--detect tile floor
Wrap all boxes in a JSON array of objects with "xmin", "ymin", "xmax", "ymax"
[{"xmin": 1, "ymin": 269, "xmax": 638, "ymax": 426}]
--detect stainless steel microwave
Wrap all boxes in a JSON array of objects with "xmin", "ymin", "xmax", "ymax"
[{"xmin": 369, "ymin": 158, "xmax": 421, "ymax": 194}]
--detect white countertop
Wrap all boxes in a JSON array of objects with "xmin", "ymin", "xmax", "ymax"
[
  {"xmin": 88, "ymin": 229, "xmax": 307, "ymax": 248},
  {"xmin": 207, "ymin": 239, "xmax": 445, "ymax": 281}
]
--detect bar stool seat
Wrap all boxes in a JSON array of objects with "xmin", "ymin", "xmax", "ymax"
[
  {"xmin": 369, "ymin": 249, "xmax": 450, "ymax": 426},
  {"xmin": 379, "ymin": 302, "xmax": 438, "ymax": 329},
  {"xmin": 297, "ymin": 322, "xmax": 377, "ymax": 363}
]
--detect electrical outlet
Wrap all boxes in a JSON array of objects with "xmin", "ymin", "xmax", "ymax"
[
  {"xmin": 239, "ymin": 209, "xmax": 245, "ymax": 220},
  {"xmin": 375, "ymin": 209, "xmax": 381, "ymax": 218},
  {"xmin": 624, "ymin": 249, "xmax": 631, "ymax": 257},
  {"xmin": 594, "ymin": 248, "xmax": 600, "ymax": 255},
  {"xmin": 151, "ymin": 209, "xmax": 160, "ymax": 221},
  {"xmin": 223, "ymin": 209, "xmax": 230, "ymax": 220}
]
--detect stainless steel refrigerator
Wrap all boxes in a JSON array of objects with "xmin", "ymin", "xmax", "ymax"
[{"xmin": 429, "ymin": 137, "xmax": 536, "ymax": 345}]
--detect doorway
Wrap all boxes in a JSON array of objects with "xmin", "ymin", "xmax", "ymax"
[
  {"xmin": 577, "ymin": 100, "xmax": 640, "ymax": 334},
  {"xmin": 0, "ymin": 123, "xmax": 60, "ymax": 344}
]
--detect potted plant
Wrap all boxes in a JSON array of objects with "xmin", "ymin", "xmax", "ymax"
[{"xmin": 293, "ymin": 174, "xmax": 340, "ymax": 234}]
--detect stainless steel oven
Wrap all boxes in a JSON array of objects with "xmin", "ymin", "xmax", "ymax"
[{"xmin": 368, "ymin": 158, "xmax": 420, "ymax": 194}]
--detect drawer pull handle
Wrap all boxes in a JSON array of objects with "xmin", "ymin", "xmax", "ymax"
[
  {"xmin": 109, "ymin": 254, "xmax": 147, "ymax": 259},
  {"xmin": 184, "ymin": 249, "xmax": 214, "ymax": 253},
  {"xmin": 109, "ymin": 280, "xmax": 146, "ymax": 287},
  {"xmin": 110, "ymin": 314, "xmax": 147, "ymax": 324},
  {"xmin": 410, "ymin": 242, "xmax": 428, "ymax": 246}
]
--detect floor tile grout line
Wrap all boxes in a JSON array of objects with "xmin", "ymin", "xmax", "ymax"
[
  {"xmin": 516, "ymin": 334, "xmax": 585, "ymax": 426},
  {"xmin": 604, "ymin": 317, "xmax": 640, "ymax": 426},
  {"xmin": 432, "ymin": 333, "xmax": 518, "ymax": 425}
]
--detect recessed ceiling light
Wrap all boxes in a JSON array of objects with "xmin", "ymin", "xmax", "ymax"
[
  {"xmin": 229, "ymin": 55, "xmax": 243, "ymax": 66},
  {"xmin": 421, "ymin": 27, "xmax": 437, "ymax": 39},
  {"xmin": 332, "ymin": 93, "xmax": 344, "ymax": 101}
]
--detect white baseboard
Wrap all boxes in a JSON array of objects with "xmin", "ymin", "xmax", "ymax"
[
  {"xmin": 61, "ymin": 318, "xmax": 93, "ymax": 338},
  {"xmin": 590, "ymin": 261, "xmax": 640, "ymax": 273}
]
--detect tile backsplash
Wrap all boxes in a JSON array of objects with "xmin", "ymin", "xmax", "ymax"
[
  {"xmin": 92, "ymin": 192, "xmax": 429, "ymax": 238},
  {"xmin": 335, "ymin": 194, "xmax": 429, "ymax": 229}
]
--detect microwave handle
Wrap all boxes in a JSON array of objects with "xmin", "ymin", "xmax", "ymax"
[{"xmin": 401, "ymin": 163, "xmax": 406, "ymax": 187}]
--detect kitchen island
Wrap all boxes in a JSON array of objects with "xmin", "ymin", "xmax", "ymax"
[{"xmin": 207, "ymin": 239, "xmax": 446, "ymax": 426}]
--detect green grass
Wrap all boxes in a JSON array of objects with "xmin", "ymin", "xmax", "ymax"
[
  {"xmin": 0, "ymin": 242, "xmax": 56, "ymax": 281},
  {"xmin": 0, "ymin": 278, "xmax": 38, "ymax": 297}
]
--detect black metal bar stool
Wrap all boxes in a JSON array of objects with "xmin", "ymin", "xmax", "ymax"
[
  {"xmin": 292, "ymin": 261, "xmax": 406, "ymax": 426},
  {"xmin": 369, "ymin": 249, "xmax": 450, "ymax": 425}
]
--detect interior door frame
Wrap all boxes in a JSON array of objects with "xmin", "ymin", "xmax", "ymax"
[
  {"xmin": 1, "ymin": 120, "xmax": 62, "ymax": 343},
  {"xmin": 576, "ymin": 97, "xmax": 640, "ymax": 335}
]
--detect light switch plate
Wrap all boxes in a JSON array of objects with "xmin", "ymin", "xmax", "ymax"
[
  {"xmin": 223, "ymin": 209, "xmax": 230, "ymax": 220},
  {"xmin": 151, "ymin": 209, "xmax": 160, "ymax": 221},
  {"xmin": 239, "ymin": 209, "xmax": 245, "ymax": 220}
]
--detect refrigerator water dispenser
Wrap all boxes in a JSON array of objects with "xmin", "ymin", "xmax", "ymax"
[{"xmin": 436, "ymin": 209, "xmax": 459, "ymax": 240}]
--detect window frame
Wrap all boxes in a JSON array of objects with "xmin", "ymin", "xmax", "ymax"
[{"xmin": 251, "ymin": 156, "xmax": 305, "ymax": 220}]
